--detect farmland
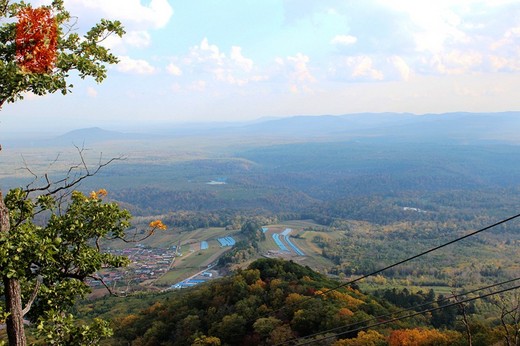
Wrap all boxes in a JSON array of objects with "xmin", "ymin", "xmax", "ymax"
[
  {"xmin": 95, "ymin": 220, "xmax": 341, "ymax": 293},
  {"xmin": 3, "ymin": 118, "xmax": 520, "ymax": 298}
]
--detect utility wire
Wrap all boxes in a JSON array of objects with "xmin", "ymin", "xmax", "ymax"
[
  {"xmin": 291, "ymin": 282, "xmax": 520, "ymax": 346},
  {"xmin": 294, "ymin": 212, "xmax": 520, "ymax": 307},
  {"xmin": 236, "ymin": 212, "xmax": 520, "ymax": 342},
  {"xmin": 275, "ymin": 276, "xmax": 520, "ymax": 346}
]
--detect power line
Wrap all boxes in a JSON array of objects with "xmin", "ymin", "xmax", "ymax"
[
  {"xmin": 291, "ymin": 282, "xmax": 520, "ymax": 346},
  {"xmin": 293, "ymin": 212, "xmax": 520, "ymax": 307},
  {"xmin": 275, "ymin": 276, "xmax": 520, "ymax": 346},
  {"xmin": 232, "ymin": 212, "xmax": 520, "ymax": 342}
]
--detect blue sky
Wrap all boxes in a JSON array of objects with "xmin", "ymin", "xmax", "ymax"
[{"xmin": 3, "ymin": 0, "xmax": 520, "ymax": 134}]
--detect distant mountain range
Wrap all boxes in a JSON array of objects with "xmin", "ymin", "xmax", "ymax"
[
  {"xmin": 234, "ymin": 112, "xmax": 520, "ymax": 143},
  {"xmin": 5, "ymin": 112, "xmax": 520, "ymax": 148}
]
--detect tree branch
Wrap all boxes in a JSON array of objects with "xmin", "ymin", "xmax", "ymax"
[
  {"xmin": 21, "ymin": 277, "xmax": 42, "ymax": 317},
  {"xmin": 0, "ymin": 0, "xmax": 8, "ymax": 19},
  {"xmin": 87, "ymin": 275, "xmax": 123, "ymax": 297},
  {"xmin": 19, "ymin": 145, "xmax": 125, "ymax": 199}
]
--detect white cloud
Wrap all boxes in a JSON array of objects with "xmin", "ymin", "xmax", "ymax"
[
  {"xmin": 180, "ymin": 38, "xmax": 258, "ymax": 86},
  {"xmin": 124, "ymin": 31, "xmax": 152, "ymax": 48},
  {"xmin": 389, "ymin": 56, "xmax": 411, "ymax": 80},
  {"xmin": 428, "ymin": 50, "xmax": 483, "ymax": 75},
  {"xmin": 331, "ymin": 35, "xmax": 358, "ymax": 46},
  {"xmin": 186, "ymin": 38, "xmax": 225, "ymax": 65},
  {"xmin": 166, "ymin": 63, "xmax": 183, "ymax": 76},
  {"xmin": 491, "ymin": 26, "xmax": 520, "ymax": 52},
  {"xmin": 341, "ymin": 1, "xmax": 520, "ymax": 78},
  {"xmin": 489, "ymin": 55, "xmax": 520, "ymax": 71},
  {"xmin": 101, "ymin": 30, "xmax": 152, "ymax": 54},
  {"xmin": 66, "ymin": 0, "xmax": 173, "ymax": 29},
  {"xmin": 287, "ymin": 53, "xmax": 315, "ymax": 83},
  {"xmin": 117, "ymin": 56, "xmax": 157, "ymax": 75},
  {"xmin": 230, "ymin": 46, "xmax": 253, "ymax": 71},
  {"xmin": 348, "ymin": 56, "xmax": 384, "ymax": 81},
  {"xmin": 276, "ymin": 53, "xmax": 316, "ymax": 93}
]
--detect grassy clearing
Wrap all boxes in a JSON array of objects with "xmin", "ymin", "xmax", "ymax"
[{"xmin": 155, "ymin": 268, "xmax": 194, "ymax": 285}]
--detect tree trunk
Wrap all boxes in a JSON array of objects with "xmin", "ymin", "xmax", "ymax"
[
  {"xmin": 0, "ymin": 192, "xmax": 27, "ymax": 346},
  {"xmin": 3, "ymin": 277, "xmax": 26, "ymax": 346}
]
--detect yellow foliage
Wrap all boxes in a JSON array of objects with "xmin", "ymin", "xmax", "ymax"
[
  {"xmin": 269, "ymin": 278, "xmax": 283, "ymax": 289},
  {"xmin": 338, "ymin": 307, "xmax": 354, "ymax": 317},
  {"xmin": 285, "ymin": 293, "xmax": 304, "ymax": 305},
  {"xmin": 118, "ymin": 314, "xmax": 139, "ymax": 328},
  {"xmin": 248, "ymin": 279, "xmax": 266, "ymax": 293},
  {"xmin": 192, "ymin": 335, "xmax": 221, "ymax": 345},
  {"xmin": 149, "ymin": 220, "xmax": 167, "ymax": 230},
  {"xmin": 89, "ymin": 188, "xmax": 108, "ymax": 200},
  {"xmin": 333, "ymin": 330, "xmax": 386, "ymax": 346},
  {"xmin": 387, "ymin": 328, "xmax": 460, "ymax": 346},
  {"xmin": 317, "ymin": 289, "xmax": 365, "ymax": 308}
]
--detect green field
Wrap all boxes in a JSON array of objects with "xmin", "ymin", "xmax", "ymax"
[{"xmin": 104, "ymin": 220, "xmax": 342, "ymax": 288}]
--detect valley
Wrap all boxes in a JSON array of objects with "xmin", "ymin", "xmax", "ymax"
[{"xmin": 3, "ymin": 113, "xmax": 520, "ymax": 344}]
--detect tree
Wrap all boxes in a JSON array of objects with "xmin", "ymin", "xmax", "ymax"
[
  {"xmin": 0, "ymin": 0, "xmax": 124, "ymax": 108},
  {"xmin": 1, "ymin": 172, "xmax": 167, "ymax": 345},
  {"xmin": 493, "ymin": 291, "xmax": 520, "ymax": 346},
  {"xmin": 387, "ymin": 328, "xmax": 461, "ymax": 346},
  {"xmin": 333, "ymin": 330, "xmax": 386, "ymax": 346},
  {"xmin": 0, "ymin": 1, "xmax": 130, "ymax": 344}
]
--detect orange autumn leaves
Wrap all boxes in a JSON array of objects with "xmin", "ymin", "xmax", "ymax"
[
  {"xmin": 16, "ymin": 6, "xmax": 58, "ymax": 73},
  {"xmin": 334, "ymin": 328, "xmax": 460, "ymax": 346},
  {"xmin": 89, "ymin": 189, "xmax": 108, "ymax": 200},
  {"xmin": 387, "ymin": 328, "xmax": 459, "ymax": 346},
  {"xmin": 149, "ymin": 220, "xmax": 167, "ymax": 231}
]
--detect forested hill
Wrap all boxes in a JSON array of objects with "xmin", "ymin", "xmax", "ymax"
[{"xmin": 101, "ymin": 258, "xmax": 500, "ymax": 346}]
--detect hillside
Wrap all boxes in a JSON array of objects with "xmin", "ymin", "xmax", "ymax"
[{"xmin": 101, "ymin": 258, "xmax": 478, "ymax": 346}]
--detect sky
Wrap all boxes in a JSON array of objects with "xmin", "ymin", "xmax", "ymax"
[{"xmin": 2, "ymin": 0, "xmax": 520, "ymax": 134}]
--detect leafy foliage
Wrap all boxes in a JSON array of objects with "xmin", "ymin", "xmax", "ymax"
[
  {"xmin": 387, "ymin": 328, "xmax": 461, "ymax": 346},
  {"xmin": 0, "ymin": 190, "xmax": 132, "ymax": 342},
  {"xmin": 0, "ymin": 0, "xmax": 124, "ymax": 108},
  {"xmin": 106, "ymin": 258, "xmax": 476, "ymax": 345},
  {"xmin": 218, "ymin": 221, "xmax": 265, "ymax": 266},
  {"xmin": 0, "ymin": 1, "xmax": 127, "ymax": 343},
  {"xmin": 110, "ymin": 258, "xmax": 381, "ymax": 345}
]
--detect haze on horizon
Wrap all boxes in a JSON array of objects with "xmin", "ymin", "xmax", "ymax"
[{"xmin": 2, "ymin": 0, "xmax": 520, "ymax": 135}]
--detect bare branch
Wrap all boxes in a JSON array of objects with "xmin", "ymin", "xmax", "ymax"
[
  {"xmin": 88, "ymin": 275, "xmax": 123, "ymax": 297},
  {"xmin": 107, "ymin": 227, "xmax": 159, "ymax": 244},
  {"xmin": 21, "ymin": 277, "xmax": 42, "ymax": 317},
  {"xmin": 61, "ymin": 15, "xmax": 78, "ymax": 37},
  {"xmin": 452, "ymin": 289, "xmax": 472, "ymax": 346},
  {"xmin": 20, "ymin": 145, "xmax": 125, "ymax": 197}
]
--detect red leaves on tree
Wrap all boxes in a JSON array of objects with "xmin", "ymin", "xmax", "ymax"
[{"xmin": 16, "ymin": 7, "xmax": 58, "ymax": 73}]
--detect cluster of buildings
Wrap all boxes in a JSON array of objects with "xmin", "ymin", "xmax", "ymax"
[{"xmin": 88, "ymin": 245, "xmax": 177, "ymax": 290}]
